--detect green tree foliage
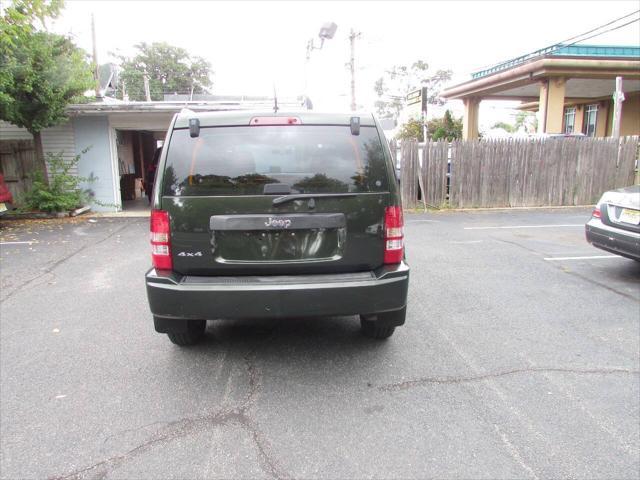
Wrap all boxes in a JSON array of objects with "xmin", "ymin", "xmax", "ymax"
[
  {"xmin": 491, "ymin": 121, "xmax": 515, "ymax": 133},
  {"xmin": 22, "ymin": 150, "xmax": 94, "ymax": 212},
  {"xmin": 118, "ymin": 42, "xmax": 212, "ymax": 101},
  {"xmin": 397, "ymin": 111, "xmax": 462, "ymax": 142},
  {"xmin": 0, "ymin": 0, "xmax": 62, "ymax": 37},
  {"xmin": 374, "ymin": 60, "xmax": 452, "ymax": 120},
  {"xmin": 396, "ymin": 118, "xmax": 424, "ymax": 142},
  {"xmin": 490, "ymin": 113, "xmax": 538, "ymax": 135},
  {"xmin": 427, "ymin": 110, "xmax": 463, "ymax": 141},
  {"xmin": 0, "ymin": 0, "xmax": 93, "ymax": 179},
  {"xmin": 294, "ymin": 174, "xmax": 348, "ymax": 193},
  {"xmin": 514, "ymin": 111, "xmax": 538, "ymax": 133}
]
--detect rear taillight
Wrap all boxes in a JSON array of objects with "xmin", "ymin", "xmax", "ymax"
[
  {"xmin": 592, "ymin": 206, "xmax": 601, "ymax": 219},
  {"xmin": 150, "ymin": 209, "xmax": 172, "ymax": 271},
  {"xmin": 384, "ymin": 206, "xmax": 404, "ymax": 264}
]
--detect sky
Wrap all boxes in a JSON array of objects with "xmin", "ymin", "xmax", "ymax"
[{"xmin": 49, "ymin": 0, "xmax": 640, "ymax": 129}]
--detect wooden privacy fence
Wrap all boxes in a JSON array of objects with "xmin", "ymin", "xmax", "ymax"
[
  {"xmin": 400, "ymin": 140, "xmax": 420, "ymax": 209},
  {"xmin": 396, "ymin": 136, "xmax": 639, "ymax": 209},
  {"xmin": 0, "ymin": 140, "xmax": 37, "ymax": 204}
]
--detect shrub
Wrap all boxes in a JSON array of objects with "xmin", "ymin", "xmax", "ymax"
[
  {"xmin": 22, "ymin": 150, "xmax": 94, "ymax": 213},
  {"xmin": 397, "ymin": 118, "xmax": 424, "ymax": 142}
]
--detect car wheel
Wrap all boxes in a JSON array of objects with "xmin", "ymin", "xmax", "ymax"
[
  {"xmin": 359, "ymin": 306, "xmax": 406, "ymax": 339},
  {"xmin": 167, "ymin": 320, "xmax": 206, "ymax": 346},
  {"xmin": 360, "ymin": 318, "xmax": 395, "ymax": 339}
]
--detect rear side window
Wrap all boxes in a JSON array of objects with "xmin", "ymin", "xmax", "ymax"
[{"xmin": 162, "ymin": 125, "xmax": 389, "ymax": 196}]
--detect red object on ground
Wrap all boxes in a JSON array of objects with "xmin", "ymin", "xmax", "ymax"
[{"xmin": 0, "ymin": 174, "xmax": 13, "ymax": 204}]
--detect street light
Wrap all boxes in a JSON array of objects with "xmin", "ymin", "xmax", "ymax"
[
  {"xmin": 306, "ymin": 22, "xmax": 338, "ymax": 60},
  {"xmin": 303, "ymin": 22, "xmax": 337, "ymax": 109}
]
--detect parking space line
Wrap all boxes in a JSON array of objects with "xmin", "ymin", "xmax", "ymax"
[
  {"xmin": 0, "ymin": 241, "xmax": 38, "ymax": 245},
  {"xmin": 544, "ymin": 255, "xmax": 621, "ymax": 261},
  {"xmin": 464, "ymin": 224, "xmax": 583, "ymax": 230}
]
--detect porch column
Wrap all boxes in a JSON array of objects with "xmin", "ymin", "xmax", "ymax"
[
  {"xmin": 462, "ymin": 97, "xmax": 480, "ymax": 140},
  {"xmin": 538, "ymin": 77, "xmax": 566, "ymax": 134},
  {"xmin": 574, "ymin": 105, "xmax": 585, "ymax": 134}
]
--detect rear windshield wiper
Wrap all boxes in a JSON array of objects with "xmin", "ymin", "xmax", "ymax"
[{"xmin": 272, "ymin": 193, "xmax": 357, "ymax": 206}]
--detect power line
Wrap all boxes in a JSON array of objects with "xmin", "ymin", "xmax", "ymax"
[
  {"xmin": 563, "ymin": 17, "xmax": 639, "ymax": 48},
  {"xmin": 468, "ymin": 9, "xmax": 639, "ymax": 74},
  {"xmin": 558, "ymin": 9, "xmax": 639, "ymax": 45}
]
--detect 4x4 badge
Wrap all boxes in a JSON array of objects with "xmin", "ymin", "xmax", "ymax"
[
  {"xmin": 178, "ymin": 251, "xmax": 203, "ymax": 257},
  {"xmin": 264, "ymin": 217, "xmax": 292, "ymax": 228}
]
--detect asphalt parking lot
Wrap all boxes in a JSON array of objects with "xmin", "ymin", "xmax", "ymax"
[{"xmin": 1, "ymin": 208, "xmax": 638, "ymax": 480}]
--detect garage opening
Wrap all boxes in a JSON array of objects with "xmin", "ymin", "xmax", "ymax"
[{"xmin": 115, "ymin": 130, "xmax": 165, "ymax": 211}]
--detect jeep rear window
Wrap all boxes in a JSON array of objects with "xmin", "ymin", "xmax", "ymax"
[{"xmin": 162, "ymin": 125, "xmax": 389, "ymax": 196}]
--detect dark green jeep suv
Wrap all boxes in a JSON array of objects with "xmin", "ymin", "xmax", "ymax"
[{"xmin": 145, "ymin": 110, "xmax": 409, "ymax": 345}]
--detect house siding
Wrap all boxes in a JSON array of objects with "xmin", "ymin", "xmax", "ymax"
[
  {"xmin": 0, "ymin": 121, "xmax": 32, "ymax": 140},
  {"xmin": 1, "ymin": 120, "xmax": 77, "ymax": 181},
  {"xmin": 41, "ymin": 122, "xmax": 78, "ymax": 178},
  {"xmin": 2, "ymin": 110, "xmax": 178, "ymax": 213}
]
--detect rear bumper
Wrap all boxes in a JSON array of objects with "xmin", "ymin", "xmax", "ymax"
[
  {"xmin": 146, "ymin": 262, "xmax": 409, "ymax": 322},
  {"xmin": 585, "ymin": 219, "xmax": 640, "ymax": 261}
]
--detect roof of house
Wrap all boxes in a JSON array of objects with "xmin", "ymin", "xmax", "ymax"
[
  {"xmin": 471, "ymin": 44, "xmax": 640, "ymax": 79},
  {"xmin": 66, "ymin": 98, "xmax": 308, "ymax": 115},
  {"xmin": 441, "ymin": 44, "xmax": 640, "ymax": 100}
]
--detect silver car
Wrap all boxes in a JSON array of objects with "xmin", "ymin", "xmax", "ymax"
[{"xmin": 586, "ymin": 185, "xmax": 640, "ymax": 261}]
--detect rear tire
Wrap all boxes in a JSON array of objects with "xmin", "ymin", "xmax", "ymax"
[
  {"xmin": 359, "ymin": 306, "xmax": 406, "ymax": 339},
  {"xmin": 166, "ymin": 320, "xmax": 206, "ymax": 346},
  {"xmin": 360, "ymin": 319, "xmax": 395, "ymax": 339}
]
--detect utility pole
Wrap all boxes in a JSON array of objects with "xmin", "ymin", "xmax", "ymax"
[
  {"xmin": 611, "ymin": 76, "xmax": 626, "ymax": 180},
  {"xmin": 611, "ymin": 76, "xmax": 625, "ymax": 138},
  {"xmin": 348, "ymin": 29, "xmax": 361, "ymax": 111},
  {"xmin": 421, "ymin": 86, "xmax": 428, "ymax": 142},
  {"xmin": 91, "ymin": 13, "xmax": 101, "ymax": 99},
  {"xmin": 143, "ymin": 74, "xmax": 151, "ymax": 102}
]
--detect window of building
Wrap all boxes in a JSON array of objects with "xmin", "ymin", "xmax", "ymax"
[
  {"xmin": 564, "ymin": 107, "xmax": 576, "ymax": 134},
  {"xmin": 584, "ymin": 104, "xmax": 598, "ymax": 137}
]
